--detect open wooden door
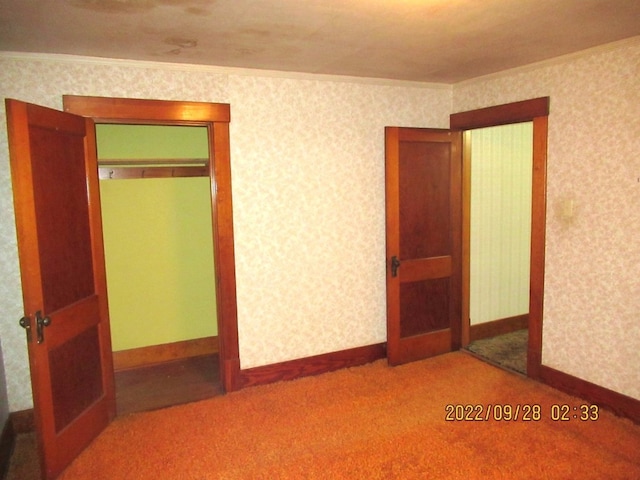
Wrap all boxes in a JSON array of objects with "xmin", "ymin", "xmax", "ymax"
[
  {"xmin": 6, "ymin": 99, "xmax": 115, "ymax": 479},
  {"xmin": 385, "ymin": 127, "xmax": 462, "ymax": 365}
]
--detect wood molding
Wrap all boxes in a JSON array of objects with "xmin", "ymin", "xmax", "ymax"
[
  {"xmin": 539, "ymin": 365, "xmax": 640, "ymax": 424},
  {"xmin": 0, "ymin": 417, "xmax": 15, "ymax": 479},
  {"xmin": 112, "ymin": 336, "xmax": 219, "ymax": 371},
  {"xmin": 469, "ymin": 314, "xmax": 529, "ymax": 342},
  {"xmin": 238, "ymin": 343, "xmax": 386, "ymax": 389},
  {"xmin": 0, "ymin": 410, "xmax": 36, "ymax": 478},
  {"xmin": 526, "ymin": 115, "xmax": 549, "ymax": 380},
  {"xmin": 8, "ymin": 410, "xmax": 34, "ymax": 435},
  {"xmin": 451, "ymin": 98, "xmax": 549, "ymax": 381},
  {"xmin": 450, "ymin": 97, "xmax": 550, "ymax": 130},
  {"xmin": 63, "ymin": 95, "xmax": 230, "ymax": 123}
]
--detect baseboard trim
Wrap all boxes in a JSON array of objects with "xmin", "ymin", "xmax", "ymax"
[
  {"xmin": 0, "ymin": 410, "xmax": 35, "ymax": 479},
  {"xmin": 238, "ymin": 343, "xmax": 387, "ymax": 389},
  {"xmin": 469, "ymin": 314, "xmax": 528, "ymax": 342},
  {"xmin": 112, "ymin": 336, "xmax": 219, "ymax": 371},
  {"xmin": 0, "ymin": 417, "xmax": 14, "ymax": 479},
  {"xmin": 8, "ymin": 410, "xmax": 33, "ymax": 435},
  {"xmin": 539, "ymin": 365, "xmax": 640, "ymax": 423}
]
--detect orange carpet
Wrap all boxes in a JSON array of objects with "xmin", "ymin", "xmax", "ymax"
[{"xmin": 60, "ymin": 353, "xmax": 640, "ymax": 479}]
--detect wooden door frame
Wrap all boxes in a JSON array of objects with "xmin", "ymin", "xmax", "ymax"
[
  {"xmin": 450, "ymin": 97, "xmax": 549, "ymax": 379},
  {"xmin": 62, "ymin": 95, "xmax": 242, "ymax": 392}
]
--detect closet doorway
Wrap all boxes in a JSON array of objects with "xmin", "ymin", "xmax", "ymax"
[
  {"xmin": 63, "ymin": 95, "xmax": 241, "ymax": 413},
  {"xmin": 451, "ymin": 97, "xmax": 549, "ymax": 379},
  {"xmin": 464, "ymin": 123, "xmax": 533, "ymax": 374},
  {"xmin": 97, "ymin": 123, "xmax": 221, "ymax": 414}
]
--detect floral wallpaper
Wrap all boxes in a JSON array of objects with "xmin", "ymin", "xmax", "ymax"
[
  {"xmin": 228, "ymin": 75, "xmax": 451, "ymax": 368},
  {"xmin": 0, "ymin": 53, "xmax": 451, "ymax": 410},
  {"xmin": 0, "ymin": 339, "xmax": 9, "ymax": 428},
  {"xmin": 454, "ymin": 37, "xmax": 640, "ymax": 400}
]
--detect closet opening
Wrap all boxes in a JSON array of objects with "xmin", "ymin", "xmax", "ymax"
[
  {"xmin": 96, "ymin": 123, "xmax": 222, "ymax": 414},
  {"xmin": 452, "ymin": 96, "xmax": 549, "ymax": 380},
  {"xmin": 463, "ymin": 123, "xmax": 533, "ymax": 375},
  {"xmin": 63, "ymin": 94, "xmax": 242, "ymax": 412}
]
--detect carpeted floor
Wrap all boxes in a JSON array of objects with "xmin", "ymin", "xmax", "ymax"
[
  {"xmin": 7, "ymin": 352, "xmax": 640, "ymax": 479},
  {"xmin": 466, "ymin": 329, "xmax": 528, "ymax": 374}
]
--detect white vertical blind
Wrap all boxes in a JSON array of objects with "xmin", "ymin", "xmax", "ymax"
[{"xmin": 470, "ymin": 122, "xmax": 533, "ymax": 325}]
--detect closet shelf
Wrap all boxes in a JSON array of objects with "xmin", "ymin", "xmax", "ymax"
[{"xmin": 98, "ymin": 158, "xmax": 209, "ymax": 179}]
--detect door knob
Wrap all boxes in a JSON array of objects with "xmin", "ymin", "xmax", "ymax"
[{"xmin": 19, "ymin": 316, "xmax": 32, "ymax": 342}]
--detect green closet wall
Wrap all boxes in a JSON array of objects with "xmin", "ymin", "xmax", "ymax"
[{"xmin": 97, "ymin": 125, "xmax": 217, "ymax": 352}]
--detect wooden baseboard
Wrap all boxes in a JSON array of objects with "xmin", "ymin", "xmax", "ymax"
[
  {"xmin": 539, "ymin": 365, "xmax": 640, "ymax": 424},
  {"xmin": 0, "ymin": 410, "xmax": 35, "ymax": 479},
  {"xmin": 469, "ymin": 314, "xmax": 528, "ymax": 342},
  {"xmin": 8, "ymin": 410, "xmax": 33, "ymax": 435},
  {"xmin": 113, "ymin": 336, "xmax": 219, "ymax": 371},
  {"xmin": 238, "ymin": 343, "xmax": 387, "ymax": 389},
  {"xmin": 0, "ymin": 417, "xmax": 14, "ymax": 479}
]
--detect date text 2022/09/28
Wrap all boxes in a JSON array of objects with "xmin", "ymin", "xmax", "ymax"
[{"xmin": 445, "ymin": 404, "xmax": 599, "ymax": 422}]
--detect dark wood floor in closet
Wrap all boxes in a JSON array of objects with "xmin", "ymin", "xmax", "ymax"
[{"xmin": 115, "ymin": 354, "xmax": 223, "ymax": 416}]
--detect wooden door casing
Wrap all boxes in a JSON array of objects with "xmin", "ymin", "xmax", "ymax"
[
  {"xmin": 62, "ymin": 95, "xmax": 241, "ymax": 392},
  {"xmin": 451, "ymin": 97, "xmax": 550, "ymax": 379},
  {"xmin": 385, "ymin": 127, "xmax": 462, "ymax": 366},
  {"xmin": 6, "ymin": 99, "xmax": 115, "ymax": 479}
]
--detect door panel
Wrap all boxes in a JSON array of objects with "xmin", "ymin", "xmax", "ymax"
[
  {"xmin": 386, "ymin": 127, "xmax": 462, "ymax": 365},
  {"xmin": 29, "ymin": 120, "xmax": 95, "ymax": 312},
  {"xmin": 6, "ymin": 99, "xmax": 115, "ymax": 479}
]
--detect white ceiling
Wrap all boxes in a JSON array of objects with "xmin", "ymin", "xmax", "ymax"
[{"xmin": 1, "ymin": 0, "xmax": 639, "ymax": 83}]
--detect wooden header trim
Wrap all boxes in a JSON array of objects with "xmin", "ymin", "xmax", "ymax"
[
  {"xmin": 450, "ymin": 97, "xmax": 550, "ymax": 130},
  {"xmin": 63, "ymin": 95, "xmax": 230, "ymax": 124}
]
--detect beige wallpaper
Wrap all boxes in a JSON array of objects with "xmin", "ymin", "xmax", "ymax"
[
  {"xmin": 0, "ymin": 339, "xmax": 9, "ymax": 428},
  {"xmin": 454, "ymin": 37, "xmax": 640, "ymax": 399},
  {"xmin": 0, "ymin": 54, "xmax": 451, "ymax": 410},
  {"xmin": 227, "ymin": 75, "xmax": 451, "ymax": 368}
]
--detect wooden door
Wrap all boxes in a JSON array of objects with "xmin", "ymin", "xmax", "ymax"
[
  {"xmin": 385, "ymin": 127, "xmax": 462, "ymax": 365},
  {"xmin": 6, "ymin": 99, "xmax": 115, "ymax": 479}
]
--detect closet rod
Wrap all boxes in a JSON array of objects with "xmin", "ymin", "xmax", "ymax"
[{"xmin": 98, "ymin": 166, "xmax": 209, "ymax": 180}]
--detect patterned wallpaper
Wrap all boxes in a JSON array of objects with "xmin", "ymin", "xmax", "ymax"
[
  {"xmin": 454, "ymin": 37, "xmax": 640, "ymax": 399},
  {"xmin": 0, "ymin": 339, "xmax": 8, "ymax": 427},
  {"xmin": 228, "ymin": 75, "xmax": 451, "ymax": 368},
  {"xmin": 0, "ymin": 54, "xmax": 451, "ymax": 410}
]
